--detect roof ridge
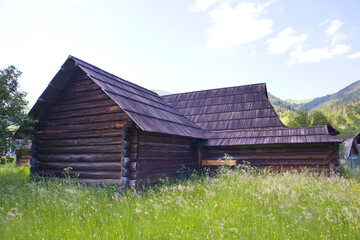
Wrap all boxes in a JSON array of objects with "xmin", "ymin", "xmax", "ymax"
[
  {"xmin": 69, "ymin": 55, "xmax": 159, "ymax": 98},
  {"xmin": 162, "ymin": 82, "xmax": 266, "ymax": 97}
]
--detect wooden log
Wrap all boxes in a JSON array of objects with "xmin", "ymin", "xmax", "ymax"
[
  {"xmin": 38, "ymin": 162, "xmax": 122, "ymax": 171},
  {"xmin": 121, "ymin": 167, "xmax": 129, "ymax": 177},
  {"xmin": 203, "ymin": 144, "xmax": 329, "ymax": 155},
  {"xmin": 38, "ymin": 137, "xmax": 122, "ymax": 147},
  {"xmin": 122, "ymin": 140, "xmax": 130, "ymax": 149},
  {"xmin": 137, "ymin": 157, "xmax": 192, "ymax": 166},
  {"xmin": 38, "ymin": 144, "xmax": 121, "ymax": 154},
  {"xmin": 129, "ymin": 172, "xmax": 137, "ymax": 180},
  {"xmin": 42, "ymin": 105, "xmax": 122, "ymax": 120},
  {"xmin": 37, "ymin": 129, "xmax": 122, "ymax": 140},
  {"xmin": 39, "ymin": 112, "xmax": 130, "ymax": 127},
  {"xmin": 129, "ymin": 180, "xmax": 137, "ymax": 188},
  {"xmin": 130, "ymin": 153, "xmax": 138, "ymax": 161},
  {"xmin": 66, "ymin": 77, "xmax": 93, "ymax": 87},
  {"xmin": 130, "ymin": 162, "xmax": 137, "ymax": 171},
  {"xmin": 121, "ymin": 157, "xmax": 131, "ymax": 167},
  {"xmin": 130, "ymin": 129, "xmax": 138, "ymax": 136},
  {"xmin": 120, "ymin": 177, "xmax": 129, "ymax": 187},
  {"xmin": 130, "ymin": 135, "xmax": 138, "ymax": 144},
  {"xmin": 54, "ymin": 89, "xmax": 110, "ymax": 105},
  {"xmin": 59, "ymin": 82, "xmax": 100, "ymax": 96},
  {"xmin": 47, "ymin": 99, "xmax": 116, "ymax": 113},
  {"xmin": 37, "ymin": 153, "xmax": 122, "ymax": 162},
  {"xmin": 122, "ymin": 148, "xmax": 130, "ymax": 157},
  {"xmin": 202, "ymin": 152, "xmax": 330, "ymax": 161},
  {"xmin": 139, "ymin": 134, "xmax": 194, "ymax": 145},
  {"xmin": 138, "ymin": 150, "xmax": 193, "ymax": 158},
  {"xmin": 38, "ymin": 121, "xmax": 125, "ymax": 134},
  {"xmin": 60, "ymin": 88, "xmax": 107, "ymax": 100},
  {"xmin": 130, "ymin": 144, "xmax": 137, "ymax": 153},
  {"xmin": 37, "ymin": 170, "xmax": 121, "ymax": 179},
  {"xmin": 246, "ymin": 159, "xmax": 330, "ymax": 166},
  {"xmin": 138, "ymin": 163, "xmax": 195, "ymax": 174},
  {"xmin": 138, "ymin": 142, "xmax": 192, "ymax": 151}
]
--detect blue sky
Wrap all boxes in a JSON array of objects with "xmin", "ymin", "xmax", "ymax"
[{"xmin": 1, "ymin": 0, "xmax": 360, "ymax": 106}]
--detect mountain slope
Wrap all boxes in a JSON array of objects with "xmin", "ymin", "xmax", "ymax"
[{"xmin": 269, "ymin": 80, "xmax": 360, "ymax": 121}]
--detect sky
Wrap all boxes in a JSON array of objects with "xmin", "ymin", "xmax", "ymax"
[{"xmin": 1, "ymin": 0, "xmax": 360, "ymax": 107}]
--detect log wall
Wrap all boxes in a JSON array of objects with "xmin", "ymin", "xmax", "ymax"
[
  {"xmin": 136, "ymin": 132, "xmax": 198, "ymax": 185},
  {"xmin": 202, "ymin": 143, "xmax": 340, "ymax": 172},
  {"xmin": 32, "ymin": 69, "xmax": 131, "ymax": 184}
]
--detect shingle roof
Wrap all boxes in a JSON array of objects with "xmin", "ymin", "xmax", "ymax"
[
  {"xmin": 202, "ymin": 125, "xmax": 344, "ymax": 146},
  {"xmin": 29, "ymin": 56, "xmax": 206, "ymax": 139},
  {"xmin": 163, "ymin": 84, "xmax": 344, "ymax": 146}
]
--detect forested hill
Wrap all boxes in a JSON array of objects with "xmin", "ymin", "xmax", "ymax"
[
  {"xmin": 269, "ymin": 80, "xmax": 360, "ymax": 119},
  {"xmin": 153, "ymin": 80, "xmax": 360, "ymax": 120}
]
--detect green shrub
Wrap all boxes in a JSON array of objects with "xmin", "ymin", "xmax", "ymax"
[{"xmin": 0, "ymin": 156, "xmax": 15, "ymax": 165}]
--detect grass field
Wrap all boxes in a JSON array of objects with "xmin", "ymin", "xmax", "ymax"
[{"xmin": 1, "ymin": 163, "xmax": 360, "ymax": 239}]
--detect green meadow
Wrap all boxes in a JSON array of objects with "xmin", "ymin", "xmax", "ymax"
[{"xmin": 1, "ymin": 163, "xmax": 360, "ymax": 239}]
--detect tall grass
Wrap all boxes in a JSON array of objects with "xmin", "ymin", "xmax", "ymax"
[{"xmin": 1, "ymin": 163, "xmax": 360, "ymax": 239}]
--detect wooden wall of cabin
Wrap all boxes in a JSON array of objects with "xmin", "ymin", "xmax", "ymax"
[
  {"xmin": 202, "ymin": 143, "xmax": 340, "ymax": 172},
  {"xmin": 134, "ymin": 132, "xmax": 199, "ymax": 185},
  {"xmin": 31, "ymin": 68, "xmax": 131, "ymax": 185}
]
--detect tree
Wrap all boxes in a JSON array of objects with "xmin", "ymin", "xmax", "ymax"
[
  {"xmin": 286, "ymin": 109, "xmax": 332, "ymax": 128},
  {"xmin": 338, "ymin": 104, "xmax": 360, "ymax": 138},
  {"xmin": 311, "ymin": 110, "xmax": 332, "ymax": 126},
  {"xmin": 0, "ymin": 66, "xmax": 34, "ymax": 156},
  {"xmin": 286, "ymin": 109, "xmax": 311, "ymax": 127}
]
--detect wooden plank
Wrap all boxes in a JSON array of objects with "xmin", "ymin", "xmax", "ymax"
[{"xmin": 202, "ymin": 160, "xmax": 236, "ymax": 166}]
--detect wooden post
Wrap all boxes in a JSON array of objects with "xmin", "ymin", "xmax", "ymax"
[
  {"xmin": 30, "ymin": 131, "xmax": 39, "ymax": 177},
  {"xmin": 120, "ymin": 120, "xmax": 137, "ymax": 189},
  {"xmin": 197, "ymin": 147, "xmax": 202, "ymax": 169}
]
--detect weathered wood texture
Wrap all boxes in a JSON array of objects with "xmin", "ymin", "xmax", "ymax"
[
  {"xmin": 16, "ymin": 152, "xmax": 31, "ymax": 165},
  {"xmin": 120, "ymin": 122, "xmax": 138, "ymax": 188},
  {"xmin": 136, "ymin": 132, "xmax": 198, "ymax": 185},
  {"xmin": 33, "ymin": 70, "xmax": 131, "ymax": 184},
  {"xmin": 202, "ymin": 143, "xmax": 341, "ymax": 172}
]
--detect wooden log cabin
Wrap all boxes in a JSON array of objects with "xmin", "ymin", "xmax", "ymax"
[{"xmin": 23, "ymin": 56, "xmax": 344, "ymax": 187}]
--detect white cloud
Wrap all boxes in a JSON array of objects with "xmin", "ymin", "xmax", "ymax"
[
  {"xmin": 191, "ymin": 0, "xmax": 222, "ymax": 12},
  {"xmin": 266, "ymin": 27, "xmax": 308, "ymax": 55},
  {"xmin": 205, "ymin": 1, "xmax": 274, "ymax": 50},
  {"xmin": 326, "ymin": 20, "xmax": 342, "ymax": 36},
  {"xmin": 288, "ymin": 44, "xmax": 350, "ymax": 65},
  {"xmin": 347, "ymin": 51, "xmax": 360, "ymax": 59},
  {"xmin": 325, "ymin": 20, "xmax": 347, "ymax": 46}
]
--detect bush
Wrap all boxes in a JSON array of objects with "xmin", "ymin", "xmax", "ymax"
[{"xmin": 0, "ymin": 156, "xmax": 15, "ymax": 165}]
